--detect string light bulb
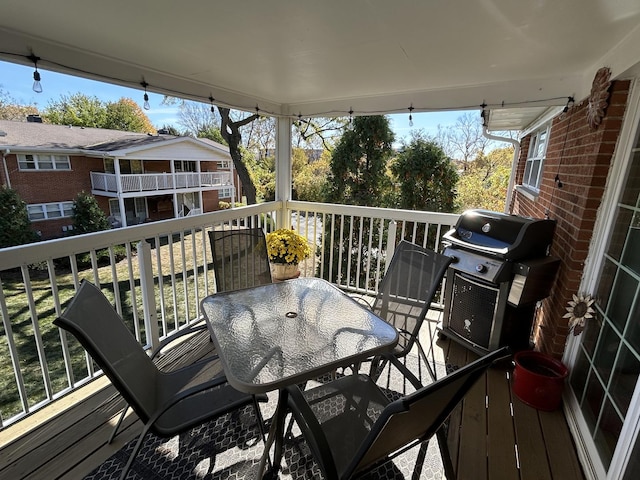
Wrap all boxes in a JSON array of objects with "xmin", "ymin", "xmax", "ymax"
[
  {"xmin": 349, "ymin": 108, "xmax": 354, "ymax": 128},
  {"xmin": 141, "ymin": 80, "xmax": 150, "ymax": 110},
  {"xmin": 209, "ymin": 95, "xmax": 215, "ymax": 113},
  {"xmin": 28, "ymin": 53, "xmax": 42, "ymax": 93},
  {"xmin": 408, "ymin": 104, "xmax": 414, "ymax": 127}
]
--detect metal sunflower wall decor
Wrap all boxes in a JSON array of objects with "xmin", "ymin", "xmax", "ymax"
[
  {"xmin": 587, "ymin": 67, "xmax": 611, "ymax": 129},
  {"xmin": 563, "ymin": 293, "xmax": 596, "ymax": 335}
]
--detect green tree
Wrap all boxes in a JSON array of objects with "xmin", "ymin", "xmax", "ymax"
[
  {"xmin": 253, "ymin": 155, "xmax": 276, "ymax": 202},
  {"xmin": 104, "ymin": 98, "xmax": 156, "ymax": 133},
  {"xmin": 0, "ymin": 187, "xmax": 38, "ymax": 247},
  {"xmin": 72, "ymin": 192, "xmax": 110, "ymax": 234},
  {"xmin": 391, "ymin": 134, "xmax": 458, "ymax": 212},
  {"xmin": 320, "ymin": 116, "xmax": 395, "ymax": 286},
  {"xmin": 457, "ymin": 146, "xmax": 513, "ymax": 212},
  {"xmin": 42, "ymin": 93, "xmax": 155, "ymax": 133},
  {"xmin": 197, "ymin": 125, "xmax": 227, "ymax": 145},
  {"xmin": 0, "ymin": 88, "xmax": 39, "ymax": 121},
  {"xmin": 323, "ymin": 116, "xmax": 395, "ymax": 206},
  {"xmin": 43, "ymin": 93, "xmax": 107, "ymax": 127},
  {"xmin": 294, "ymin": 149, "xmax": 330, "ymax": 202}
]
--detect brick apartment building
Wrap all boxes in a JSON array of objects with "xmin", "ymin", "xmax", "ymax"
[{"xmin": 0, "ymin": 118, "xmax": 240, "ymax": 239}]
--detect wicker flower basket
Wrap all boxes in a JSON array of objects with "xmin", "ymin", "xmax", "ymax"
[{"xmin": 270, "ymin": 263, "xmax": 300, "ymax": 281}]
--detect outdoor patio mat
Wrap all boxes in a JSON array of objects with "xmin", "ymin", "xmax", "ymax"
[{"xmin": 85, "ymin": 359, "xmax": 452, "ymax": 480}]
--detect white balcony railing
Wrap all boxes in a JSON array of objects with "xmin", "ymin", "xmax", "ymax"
[
  {"xmin": 90, "ymin": 171, "xmax": 233, "ymax": 193},
  {"xmin": 0, "ymin": 201, "xmax": 459, "ymax": 429}
]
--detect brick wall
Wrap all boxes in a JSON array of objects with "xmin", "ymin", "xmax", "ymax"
[
  {"xmin": 511, "ymin": 79, "xmax": 631, "ymax": 357},
  {"xmin": 7, "ymin": 154, "xmax": 103, "ymax": 240},
  {"xmin": 7, "ymin": 154, "xmax": 99, "ymax": 204},
  {"xmin": 202, "ymin": 190, "xmax": 219, "ymax": 212}
]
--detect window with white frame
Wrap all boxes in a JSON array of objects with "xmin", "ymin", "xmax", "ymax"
[
  {"xmin": 27, "ymin": 202, "xmax": 74, "ymax": 221},
  {"xmin": 18, "ymin": 154, "xmax": 71, "ymax": 171},
  {"xmin": 522, "ymin": 125, "xmax": 550, "ymax": 190},
  {"xmin": 219, "ymin": 187, "xmax": 233, "ymax": 198},
  {"xmin": 219, "ymin": 160, "xmax": 231, "ymax": 169}
]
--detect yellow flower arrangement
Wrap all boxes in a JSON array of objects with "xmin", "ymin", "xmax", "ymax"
[{"xmin": 266, "ymin": 228, "xmax": 311, "ymax": 265}]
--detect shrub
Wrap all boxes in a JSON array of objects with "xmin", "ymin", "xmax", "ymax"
[
  {"xmin": 72, "ymin": 192, "xmax": 110, "ymax": 234},
  {"xmin": 0, "ymin": 187, "xmax": 38, "ymax": 248}
]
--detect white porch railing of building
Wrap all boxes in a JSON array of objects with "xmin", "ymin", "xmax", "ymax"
[
  {"xmin": 90, "ymin": 171, "xmax": 233, "ymax": 193},
  {"xmin": 0, "ymin": 201, "xmax": 458, "ymax": 428}
]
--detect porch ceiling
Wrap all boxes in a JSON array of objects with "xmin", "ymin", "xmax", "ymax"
[{"xmin": 1, "ymin": 0, "xmax": 640, "ymax": 130}]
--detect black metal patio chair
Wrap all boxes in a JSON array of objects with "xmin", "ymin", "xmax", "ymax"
[
  {"xmin": 208, "ymin": 226, "xmax": 272, "ymax": 292},
  {"xmin": 366, "ymin": 240, "xmax": 453, "ymax": 383},
  {"xmin": 54, "ymin": 280, "xmax": 267, "ymax": 480},
  {"xmin": 284, "ymin": 346, "xmax": 511, "ymax": 480}
]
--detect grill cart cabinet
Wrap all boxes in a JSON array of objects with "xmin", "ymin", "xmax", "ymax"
[{"xmin": 439, "ymin": 210, "xmax": 560, "ymax": 354}]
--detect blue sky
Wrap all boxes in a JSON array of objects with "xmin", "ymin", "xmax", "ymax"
[{"xmin": 0, "ymin": 60, "xmax": 467, "ymax": 142}]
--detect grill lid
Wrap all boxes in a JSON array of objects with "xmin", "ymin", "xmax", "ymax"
[{"xmin": 443, "ymin": 209, "xmax": 556, "ymax": 260}]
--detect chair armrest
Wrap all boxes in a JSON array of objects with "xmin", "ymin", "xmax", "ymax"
[
  {"xmin": 148, "ymin": 376, "xmax": 267, "ymax": 431},
  {"xmin": 350, "ymin": 295, "xmax": 373, "ymax": 309},
  {"xmin": 150, "ymin": 324, "xmax": 213, "ymax": 360}
]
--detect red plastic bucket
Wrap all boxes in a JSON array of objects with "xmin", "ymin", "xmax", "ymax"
[{"xmin": 512, "ymin": 351, "xmax": 568, "ymax": 411}]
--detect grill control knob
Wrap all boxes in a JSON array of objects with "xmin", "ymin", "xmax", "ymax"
[
  {"xmin": 475, "ymin": 264, "xmax": 487, "ymax": 273},
  {"xmin": 449, "ymin": 255, "xmax": 459, "ymax": 263}
]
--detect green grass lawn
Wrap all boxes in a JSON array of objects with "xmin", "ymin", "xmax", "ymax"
[{"xmin": 0, "ymin": 231, "xmax": 216, "ymax": 423}]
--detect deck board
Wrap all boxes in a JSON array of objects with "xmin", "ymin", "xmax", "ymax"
[
  {"xmin": 512, "ymin": 397, "xmax": 553, "ymax": 480},
  {"xmin": 540, "ymin": 408, "xmax": 585, "ymax": 479},
  {"xmin": 0, "ymin": 322, "xmax": 586, "ymax": 480},
  {"xmin": 441, "ymin": 337, "xmax": 585, "ymax": 480},
  {"xmin": 457, "ymin": 374, "xmax": 489, "ymax": 480},
  {"xmin": 487, "ymin": 367, "xmax": 519, "ymax": 480}
]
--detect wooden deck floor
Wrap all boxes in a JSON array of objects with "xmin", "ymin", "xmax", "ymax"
[
  {"xmin": 438, "ymin": 337, "xmax": 585, "ymax": 480},
  {"xmin": 0, "ymin": 327, "xmax": 585, "ymax": 480}
]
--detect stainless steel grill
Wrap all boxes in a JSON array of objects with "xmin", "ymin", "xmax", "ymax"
[{"xmin": 440, "ymin": 210, "xmax": 560, "ymax": 353}]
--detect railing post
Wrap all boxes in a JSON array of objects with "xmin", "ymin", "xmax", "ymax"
[
  {"xmin": 138, "ymin": 240, "xmax": 160, "ymax": 350},
  {"xmin": 385, "ymin": 221, "xmax": 397, "ymax": 274}
]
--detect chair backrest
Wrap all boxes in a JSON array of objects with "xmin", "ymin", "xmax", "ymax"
[
  {"xmin": 208, "ymin": 227, "xmax": 272, "ymax": 292},
  {"xmin": 372, "ymin": 240, "xmax": 452, "ymax": 357},
  {"xmin": 54, "ymin": 280, "xmax": 159, "ymax": 423},
  {"xmin": 348, "ymin": 346, "xmax": 511, "ymax": 478}
]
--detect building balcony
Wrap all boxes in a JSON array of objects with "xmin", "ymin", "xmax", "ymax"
[
  {"xmin": 0, "ymin": 201, "xmax": 584, "ymax": 479},
  {"xmin": 90, "ymin": 171, "xmax": 233, "ymax": 195}
]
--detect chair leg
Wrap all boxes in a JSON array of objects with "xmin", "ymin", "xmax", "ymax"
[
  {"xmin": 253, "ymin": 395, "xmax": 267, "ymax": 443},
  {"xmin": 369, "ymin": 356, "xmax": 388, "ymax": 382},
  {"xmin": 119, "ymin": 424, "xmax": 152, "ymax": 480},
  {"xmin": 109, "ymin": 405, "xmax": 129, "ymax": 444},
  {"xmin": 410, "ymin": 440, "xmax": 430, "ymax": 480},
  {"xmin": 416, "ymin": 341, "xmax": 438, "ymax": 383},
  {"xmin": 436, "ymin": 427, "xmax": 456, "ymax": 480}
]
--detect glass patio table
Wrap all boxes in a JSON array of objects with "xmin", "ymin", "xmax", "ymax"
[{"xmin": 200, "ymin": 277, "xmax": 399, "ymax": 476}]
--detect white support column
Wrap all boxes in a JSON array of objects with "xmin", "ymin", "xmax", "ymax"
[
  {"xmin": 114, "ymin": 158, "xmax": 127, "ymax": 227},
  {"xmin": 171, "ymin": 160, "xmax": 180, "ymax": 218},
  {"xmin": 138, "ymin": 240, "xmax": 159, "ymax": 351},
  {"xmin": 275, "ymin": 117, "xmax": 292, "ymax": 229}
]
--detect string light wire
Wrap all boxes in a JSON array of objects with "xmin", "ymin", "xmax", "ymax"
[{"xmin": 2, "ymin": 50, "xmax": 573, "ymax": 120}]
